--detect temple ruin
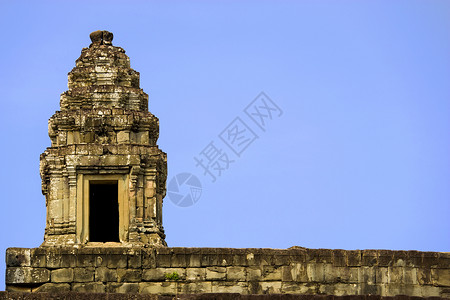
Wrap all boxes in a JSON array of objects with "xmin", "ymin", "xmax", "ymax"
[
  {"xmin": 3, "ymin": 31, "xmax": 449, "ymax": 299},
  {"xmin": 39, "ymin": 30, "xmax": 167, "ymax": 247}
]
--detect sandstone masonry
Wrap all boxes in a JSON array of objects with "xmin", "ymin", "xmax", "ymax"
[
  {"xmin": 39, "ymin": 30, "xmax": 167, "ymax": 246},
  {"xmin": 5, "ymin": 247, "xmax": 450, "ymax": 297}
]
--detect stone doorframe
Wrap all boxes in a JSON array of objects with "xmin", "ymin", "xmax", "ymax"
[{"xmin": 76, "ymin": 170, "xmax": 130, "ymax": 244}]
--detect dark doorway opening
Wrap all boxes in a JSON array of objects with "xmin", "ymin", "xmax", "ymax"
[{"xmin": 89, "ymin": 181, "xmax": 119, "ymax": 242}]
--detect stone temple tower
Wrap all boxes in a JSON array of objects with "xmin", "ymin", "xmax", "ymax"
[
  {"xmin": 40, "ymin": 30, "xmax": 167, "ymax": 247},
  {"xmin": 5, "ymin": 31, "xmax": 449, "ymax": 298}
]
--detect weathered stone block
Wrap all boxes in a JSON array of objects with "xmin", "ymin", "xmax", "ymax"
[
  {"xmin": 75, "ymin": 254, "xmax": 96, "ymax": 267},
  {"xmin": 273, "ymin": 254, "xmax": 291, "ymax": 266},
  {"xmin": 227, "ymin": 266, "xmax": 246, "ymax": 281},
  {"xmin": 117, "ymin": 131, "xmax": 130, "ymax": 143},
  {"xmin": 73, "ymin": 267, "xmax": 94, "ymax": 282},
  {"xmin": 30, "ymin": 248, "xmax": 47, "ymax": 268},
  {"xmin": 423, "ymin": 251, "xmax": 439, "ymax": 268},
  {"xmin": 392, "ymin": 250, "xmax": 408, "ymax": 267},
  {"xmin": 248, "ymin": 281, "xmax": 261, "ymax": 294},
  {"xmin": 320, "ymin": 282, "xmax": 359, "ymax": 296},
  {"xmin": 112, "ymin": 108, "xmax": 124, "ymax": 115},
  {"xmin": 232, "ymin": 249, "xmax": 248, "ymax": 266},
  {"xmin": 51, "ymin": 268, "xmax": 73, "ymax": 283},
  {"xmin": 186, "ymin": 268, "xmax": 206, "ymax": 281},
  {"xmin": 403, "ymin": 267, "xmax": 418, "ymax": 285},
  {"xmin": 247, "ymin": 267, "xmax": 262, "ymax": 281},
  {"xmin": 184, "ymin": 248, "xmax": 201, "ymax": 267},
  {"xmin": 347, "ymin": 250, "xmax": 361, "ymax": 266},
  {"xmin": 359, "ymin": 266, "xmax": 376, "ymax": 284},
  {"xmin": 46, "ymin": 249, "xmax": 62, "ymax": 268},
  {"xmin": 6, "ymin": 267, "xmax": 50, "ymax": 284},
  {"xmin": 419, "ymin": 284, "xmax": 445, "ymax": 297},
  {"xmin": 287, "ymin": 263, "xmax": 308, "ymax": 282},
  {"xmin": 142, "ymin": 268, "xmax": 165, "ymax": 281},
  {"xmin": 188, "ymin": 253, "xmax": 201, "ymax": 267},
  {"xmin": 206, "ymin": 266, "xmax": 227, "ymax": 280},
  {"xmin": 347, "ymin": 266, "xmax": 362, "ymax": 283},
  {"xmin": 376, "ymin": 267, "xmax": 389, "ymax": 284},
  {"xmin": 179, "ymin": 282, "xmax": 212, "ymax": 294},
  {"xmin": 288, "ymin": 248, "xmax": 307, "ymax": 264},
  {"xmin": 136, "ymin": 131, "xmax": 149, "ymax": 144},
  {"xmin": 67, "ymin": 131, "xmax": 80, "ymax": 144},
  {"xmin": 75, "ymin": 144, "xmax": 89, "ymax": 155},
  {"xmin": 60, "ymin": 253, "xmax": 77, "ymax": 268},
  {"xmin": 360, "ymin": 283, "xmax": 381, "ymax": 295},
  {"xmin": 32, "ymin": 283, "xmax": 71, "ymax": 293},
  {"xmin": 95, "ymin": 267, "xmax": 118, "ymax": 282},
  {"xmin": 336, "ymin": 282, "xmax": 359, "ymax": 296},
  {"xmin": 432, "ymin": 268, "xmax": 450, "ymax": 286},
  {"xmin": 261, "ymin": 265, "xmax": 282, "ymax": 281},
  {"xmin": 308, "ymin": 249, "xmax": 333, "ymax": 264},
  {"xmin": 259, "ymin": 281, "xmax": 282, "ymax": 294},
  {"xmin": 281, "ymin": 266, "xmax": 293, "ymax": 281},
  {"xmin": 107, "ymin": 282, "xmax": 139, "ymax": 293},
  {"xmin": 281, "ymin": 282, "xmax": 318, "ymax": 294},
  {"xmin": 217, "ymin": 253, "xmax": 233, "ymax": 266},
  {"xmin": 211, "ymin": 281, "xmax": 248, "ymax": 294},
  {"xmin": 389, "ymin": 267, "xmax": 405, "ymax": 284},
  {"xmin": 72, "ymin": 282, "xmax": 106, "ymax": 293},
  {"xmin": 440, "ymin": 252, "xmax": 450, "ymax": 269},
  {"xmin": 417, "ymin": 267, "xmax": 432, "ymax": 285},
  {"xmin": 246, "ymin": 253, "xmax": 262, "ymax": 267},
  {"xmin": 324, "ymin": 264, "xmax": 348, "ymax": 283},
  {"xmin": 171, "ymin": 253, "xmax": 187, "ymax": 267},
  {"xmin": 6, "ymin": 248, "xmax": 31, "ymax": 267},
  {"xmin": 155, "ymin": 254, "xmax": 171, "ymax": 267},
  {"xmin": 362, "ymin": 250, "xmax": 378, "ymax": 266},
  {"xmin": 201, "ymin": 248, "xmax": 219, "ymax": 266},
  {"xmin": 117, "ymin": 268, "xmax": 142, "ymax": 282},
  {"xmin": 378, "ymin": 250, "xmax": 394, "ymax": 267},
  {"xmin": 127, "ymin": 249, "xmax": 142, "ymax": 268},
  {"xmin": 307, "ymin": 263, "xmax": 325, "ymax": 282},
  {"xmin": 142, "ymin": 249, "xmax": 156, "ymax": 268},
  {"xmin": 5, "ymin": 286, "xmax": 32, "ymax": 293},
  {"xmin": 408, "ymin": 250, "xmax": 423, "ymax": 266},
  {"xmin": 106, "ymin": 254, "xmax": 128, "ymax": 268},
  {"xmin": 332, "ymin": 250, "xmax": 347, "ymax": 267},
  {"xmin": 139, "ymin": 282, "xmax": 177, "ymax": 294}
]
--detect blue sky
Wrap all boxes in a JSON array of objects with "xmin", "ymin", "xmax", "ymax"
[{"xmin": 0, "ymin": 0, "xmax": 449, "ymax": 290}]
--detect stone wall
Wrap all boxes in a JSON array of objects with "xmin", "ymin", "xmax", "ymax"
[
  {"xmin": 5, "ymin": 247, "xmax": 449, "ymax": 298},
  {"xmin": 0, "ymin": 292, "xmax": 445, "ymax": 300}
]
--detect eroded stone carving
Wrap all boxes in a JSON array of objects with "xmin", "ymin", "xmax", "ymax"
[
  {"xmin": 40, "ymin": 31, "xmax": 167, "ymax": 247},
  {"xmin": 89, "ymin": 30, "xmax": 113, "ymax": 46}
]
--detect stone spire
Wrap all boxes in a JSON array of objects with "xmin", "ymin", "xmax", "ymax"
[
  {"xmin": 40, "ymin": 31, "xmax": 167, "ymax": 246},
  {"xmin": 60, "ymin": 30, "xmax": 148, "ymax": 112}
]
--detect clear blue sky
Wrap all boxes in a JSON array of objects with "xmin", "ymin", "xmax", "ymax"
[{"xmin": 0, "ymin": 0, "xmax": 449, "ymax": 290}]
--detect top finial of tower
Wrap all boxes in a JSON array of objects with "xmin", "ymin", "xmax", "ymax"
[{"xmin": 89, "ymin": 30, "xmax": 114, "ymax": 47}]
